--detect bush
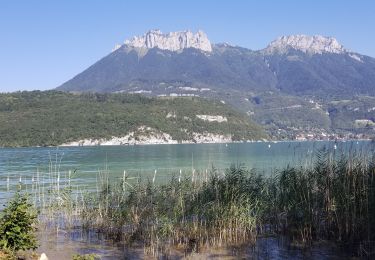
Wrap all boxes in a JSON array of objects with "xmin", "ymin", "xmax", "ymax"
[{"xmin": 0, "ymin": 191, "xmax": 38, "ymax": 252}]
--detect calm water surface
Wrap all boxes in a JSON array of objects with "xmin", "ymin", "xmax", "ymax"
[
  {"xmin": 1, "ymin": 140, "xmax": 371, "ymax": 259},
  {"xmin": 0, "ymin": 141, "xmax": 374, "ymax": 200}
]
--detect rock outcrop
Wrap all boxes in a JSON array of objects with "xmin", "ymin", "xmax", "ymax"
[
  {"xmin": 119, "ymin": 29, "xmax": 212, "ymax": 52},
  {"xmin": 264, "ymin": 35, "xmax": 346, "ymax": 54}
]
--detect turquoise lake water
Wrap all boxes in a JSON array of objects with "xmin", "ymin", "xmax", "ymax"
[
  {"xmin": 0, "ymin": 140, "xmax": 373, "ymax": 258},
  {"xmin": 0, "ymin": 140, "xmax": 374, "ymax": 202}
]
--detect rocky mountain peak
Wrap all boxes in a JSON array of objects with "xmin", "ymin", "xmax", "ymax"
[
  {"xmin": 264, "ymin": 34, "xmax": 346, "ymax": 54},
  {"xmin": 119, "ymin": 29, "xmax": 212, "ymax": 52}
]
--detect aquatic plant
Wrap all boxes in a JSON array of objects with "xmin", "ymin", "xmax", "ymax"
[
  {"xmin": 72, "ymin": 254, "xmax": 99, "ymax": 260},
  {"xmin": 12, "ymin": 149, "xmax": 375, "ymax": 257},
  {"xmin": 274, "ymin": 150, "xmax": 375, "ymax": 245}
]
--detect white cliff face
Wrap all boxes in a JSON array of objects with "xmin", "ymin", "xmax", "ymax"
[
  {"xmin": 264, "ymin": 35, "xmax": 346, "ymax": 55},
  {"xmin": 113, "ymin": 31, "xmax": 362, "ymax": 61},
  {"xmin": 59, "ymin": 126, "xmax": 236, "ymax": 146},
  {"xmin": 121, "ymin": 29, "xmax": 212, "ymax": 52},
  {"xmin": 196, "ymin": 115, "xmax": 228, "ymax": 122}
]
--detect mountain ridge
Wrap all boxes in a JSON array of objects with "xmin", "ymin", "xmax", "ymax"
[
  {"xmin": 58, "ymin": 30, "xmax": 375, "ymax": 97},
  {"xmin": 112, "ymin": 30, "xmax": 363, "ymax": 55},
  {"xmin": 57, "ymin": 30, "xmax": 375, "ymax": 139}
]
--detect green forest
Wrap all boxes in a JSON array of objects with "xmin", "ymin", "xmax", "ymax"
[{"xmin": 0, "ymin": 91, "xmax": 266, "ymax": 147}]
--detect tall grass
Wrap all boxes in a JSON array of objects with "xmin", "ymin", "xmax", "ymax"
[
  {"xmin": 70, "ymin": 151, "xmax": 375, "ymax": 257},
  {"xmin": 273, "ymin": 150, "xmax": 375, "ymax": 246},
  {"xmin": 75, "ymin": 166, "xmax": 261, "ymax": 257},
  {"xmin": 8, "ymin": 149, "xmax": 375, "ymax": 257}
]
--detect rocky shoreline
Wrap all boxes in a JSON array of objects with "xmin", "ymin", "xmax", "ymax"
[
  {"xmin": 60, "ymin": 133, "xmax": 241, "ymax": 147},
  {"xmin": 59, "ymin": 126, "xmax": 244, "ymax": 146}
]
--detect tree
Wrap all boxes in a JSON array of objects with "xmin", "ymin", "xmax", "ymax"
[{"xmin": 0, "ymin": 191, "xmax": 38, "ymax": 252}]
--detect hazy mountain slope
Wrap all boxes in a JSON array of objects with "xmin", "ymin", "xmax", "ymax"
[
  {"xmin": 264, "ymin": 50, "xmax": 375, "ymax": 98},
  {"xmin": 56, "ymin": 30, "xmax": 375, "ymax": 139},
  {"xmin": 58, "ymin": 30, "xmax": 375, "ymax": 99},
  {"xmin": 59, "ymin": 45, "xmax": 276, "ymax": 93}
]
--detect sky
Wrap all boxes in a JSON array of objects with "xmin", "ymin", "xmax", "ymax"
[{"xmin": 1, "ymin": 0, "xmax": 374, "ymax": 92}]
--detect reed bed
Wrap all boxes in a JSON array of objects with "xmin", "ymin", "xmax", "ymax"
[{"xmin": 6, "ymin": 149, "xmax": 375, "ymax": 257}]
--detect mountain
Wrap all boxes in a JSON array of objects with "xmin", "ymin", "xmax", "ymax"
[
  {"xmin": 57, "ymin": 30, "xmax": 375, "ymax": 139},
  {"xmin": 0, "ymin": 91, "xmax": 266, "ymax": 147},
  {"xmin": 58, "ymin": 30, "xmax": 276, "ymax": 93},
  {"xmin": 261, "ymin": 35, "xmax": 375, "ymax": 98}
]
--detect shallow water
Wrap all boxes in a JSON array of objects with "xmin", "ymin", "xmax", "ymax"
[
  {"xmin": 36, "ymin": 227, "xmax": 353, "ymax": 259},
  {"xmin": 1, "ymin": 141, "xmax": 369, "ymax": 259},
  {"xmin": 1, "ymin": 141, "xmax": 374, "ymax": 203}
]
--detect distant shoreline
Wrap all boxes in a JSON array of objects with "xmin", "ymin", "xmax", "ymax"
[
  {"xmin": 58, "ymin": 138, "xmax": 371, "ymax": 147},
  {"xmin": 0, "ymin": 138, "xmax": 372, "ymax": 149}
]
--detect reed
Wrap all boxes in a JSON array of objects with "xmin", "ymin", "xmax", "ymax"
[
  {"xmin": 6, "ymin": 149, "xmax": 375, "ymax": 257},
  {"xmin": 272, "ymin": 150, "xmax": 375, "ymax": 247}
]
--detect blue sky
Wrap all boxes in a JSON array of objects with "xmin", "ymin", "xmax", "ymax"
[{"xmin": 1, "ymin": 0, "xmax": 374, "ymax": 92}]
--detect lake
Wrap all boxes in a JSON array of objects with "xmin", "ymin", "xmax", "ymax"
[
  {"xmin": 1, "ymin": 140, "xmax": 373, "ymax": 259},
  {"xmin": 0, "ymin": 140, "xmax": 374, "ymax": 203}
]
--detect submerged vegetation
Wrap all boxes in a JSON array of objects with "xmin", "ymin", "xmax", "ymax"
[
  {"xmin": 80, "ymin": 166, "xmax": 261, "ymax": 256},
  {"xmin": 17, "ymin": 150, "xmax": 372, "ymax": 258}
]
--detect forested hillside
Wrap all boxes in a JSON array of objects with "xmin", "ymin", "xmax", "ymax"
[{"xmin": 0, "ymin": 91, "xmax": 266, "ymax": 147}]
